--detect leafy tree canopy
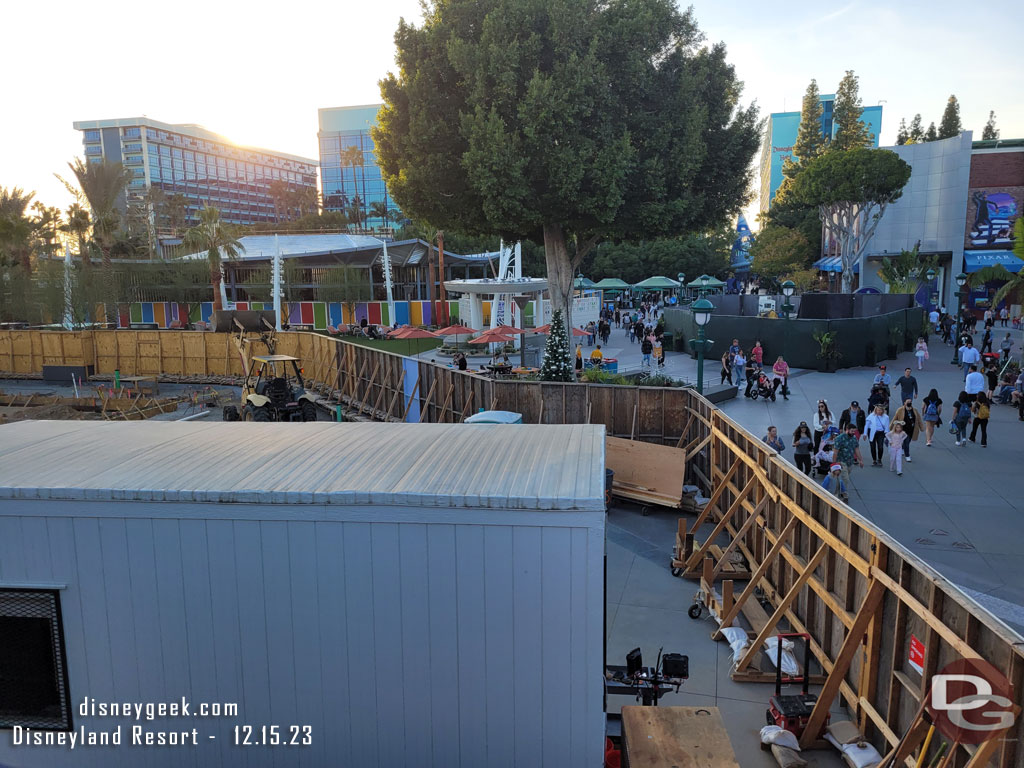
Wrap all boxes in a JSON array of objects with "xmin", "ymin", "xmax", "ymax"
[
  {"xmin": 982, "ymin": 110, "xmax": 999, "ymax": 141},
  {"xmin": 374, "ymin": 0, "xmax": 759, "ymax": 329},
  {"xmin": 783, "ymin": 79, "xmax": 824, "ymax": 179},
  {"xmin": 830, "ymin": 70, "xmax": 873, "ymax": 151},
  {"xmin": 749, "ymin": 226, "xmax": 814, "ymax": 278}
]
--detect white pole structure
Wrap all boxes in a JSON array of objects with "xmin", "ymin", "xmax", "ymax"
[
  {"xmin": 63, "ymin": 243, "xmax": 74, "ymax": 330},
  {"xmin": 381, "ymin": 239, "xmax": 396, "ymax": 326},
  {"xmin": 273, "ymin": 234, "xmax": 283, "ymax": 331}
]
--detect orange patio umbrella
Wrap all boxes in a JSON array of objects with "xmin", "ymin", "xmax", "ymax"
[
  {"xmin": 387, "ymin": 325, "xmax": 438, "ymax": 355},
  {"xmin": 533, "ymin": 323, "xmax": 588, "ymax": 336},
  {"xmin": 469, "ymin": 329, "xmax": 515, "ymax": 345},
  {"xmin": 434, "ymin": 323, "xmax": 478, "ymax": 349}
]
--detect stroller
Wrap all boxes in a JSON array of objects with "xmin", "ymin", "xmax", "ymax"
[{"xmin": 748, "ymin": 370, "xmax": 777, "ymax": 401}]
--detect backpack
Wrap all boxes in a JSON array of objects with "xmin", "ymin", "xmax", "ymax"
[
  {"xmin": 925, "ymin": 401, "xmax": 938, "ymax": 418},
  {"xmin": 977, "ymin": 403, "xmax": 990, "ymax": 419},
  {"xmin": 956, "ymin": 406, "xmax": 971, "ymax": 426}
]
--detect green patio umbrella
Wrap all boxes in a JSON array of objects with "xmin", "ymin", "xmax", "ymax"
[
  {"xmin": 593, "ymin": 277, "xmax": 632, "ymax": 290},
  {"xmin": 686, "ymin": 276, "xmax": 726, "ymax": 289},
  {"xmin": 633, "ymin": 276, "xmax": 681, "ymax": 290},
  {"xmin": 574, "ymin": 276, "xmax": 596, "ymax": 289}
]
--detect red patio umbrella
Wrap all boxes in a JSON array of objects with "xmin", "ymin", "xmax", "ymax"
[
  {"xmin": 434, "ymin": 323, "xmax": 478, "ymax": 350},
  {"xmin": 492, "ymin": 324, "xmax": 526, "ymax": 336},
  {"xmin": 388, "ymin": 326, "xmax": 438, "ymax": 355},
  {"xmin": 469, "ymin": 329, "xmax": 514, "ymax": 344}
]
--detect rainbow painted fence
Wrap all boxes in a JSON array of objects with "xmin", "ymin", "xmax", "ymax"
[{"xmin": 121, "ymin": 299, "xmax": 538, "ymax": 330}]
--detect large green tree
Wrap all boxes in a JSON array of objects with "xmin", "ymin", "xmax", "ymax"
[
  {"xmin": 830, "ymin": 70, "xmax": 873, "ymax": 151},
  {"xmin": 937, "ymin": 95, "xmax": 962, "ymax": 139},
  {"xmin": 783, "ymin": 79, "xmax": 824, "ymax": 179},
  {"xmin": 907, "ymin": 114, "xmax": 925, "ymax": 144},
  {"xmin": 792, "ymin": 148, "xmax": 912, "ymax": 292},
  {"xmin": 749, "ymin": 226, "xmax": 814, "ymax": 279},
  {"xmin": 182, "ymin": 206, "xmax": 245, "ymax": 312},
  {"xmin": 0, "ymin": 187, "xmax": 37, "ymax": 272},
  {"xmin": 374, "ymin": 0, "xmax": 759, "ymax": 353}
]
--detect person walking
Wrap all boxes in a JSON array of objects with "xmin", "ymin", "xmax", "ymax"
[
  {"xmin": 762, "ymin": 425, "xmax": 785, "ymax": 454},
  {"xmin": 751, "ymin": 340, "xmax": 764, "ymax": 367},
  {"xmin": 575, "ymin": 343, "xmax": 584, "ymax": 374},
  {"xmin": 959, "ymin": 339, "xmax": 981, "ymax": 378},
  {"xmin": 792, "ymin": 422, "xmax": 814, "ymax": 475},
  {"xmin": 893, "ymin": 400, "xmax": 921, "ymax": 462},
  {"xmin": 640, "ymin": 335, "xmax": 653, "ymax": 367},
  {"xmin": 964, "ymin": 364, "xmax": 985, "ymax": 403},
  {"xmin": 951, "ymin": 399, "xmax": 971, "ymax": 447},
  {"xmin": 720, "ymin": 351, "xmax": 733, "ymax": 385},
  {"xmin": 969, "ymin": 392, "xmax": 990, "ymax": 447},
  {"xmin": 772, "ymin": 356, "xmax": 790, "ymax": 400},
  {"xmin": 982, "ymin": 327, "xmax": 993, "ymax": 354},
  {"xmin": 915, "ymin": 337, "xmax": 929, "ymax": 369},
  {"xmin": 1000, "ymin": 332, "xmax": 1014, "ymax": 362},
  {"xmin": 922, "ymin": 389, "xmax": 942, "ymax": 446},
  {"xmin": 653, "ymin": 336, "xmax": 664, "ymax": 368},
  {"xmin": 833, "ymin": 426, "xmax": 864, "ymax": 502},
  {"xmin": 812, "ymin": 399, "xmax": 833, "ymax": 450},
  {"xmin": 821, "ymin": 463, "xmax": 848, "ymax": 498},
  {"xmin": 865, "ymin": 404, "xmax": 890, "ymax": 466},
  {"xmin": 985, "ymin": 362, "xmax": 999, "ymax": 399},
  {"xmin": 839, "ymin": 400, "xmax": 867, "ymax": 438},
  {"xmin": 886, "ymin": 421, "xmax": 907, "ymax": 476},
  {"xmin": 1000, "ymin": 306, "xmax": 1009, "ymax": 327},
  {"xmin": 732, "ymin": 349, "xmax": 746, "ymax": 387},
  {"xmin": 895, "ymin": 367, "xmax": 919, "ymax": 403}
]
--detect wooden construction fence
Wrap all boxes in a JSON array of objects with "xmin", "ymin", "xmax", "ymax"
[{"xmin": 2, "ymin": 329, "xmax": 1022, "ymax": 767}]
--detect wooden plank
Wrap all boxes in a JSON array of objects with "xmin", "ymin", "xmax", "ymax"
[
  {"xmin": 458, "ymin": 390, "xmax": 476, "ymax": 422},
  {"xmin": 736, "ymin": 544, "xmax": 828, "ymax": 672},
  {"xmin": 418, "ymin": 378, "xmax": 437, "ymax": 424},
  {"xmin": 438, "ymin": 384, "xmax": 455, "ymax": 423},
  {"xmin": 605, "ymin": 436, "xmax": 686, "ymax": 507},
  {"xmin": 714, "ymin": 516, "xmax": 798, "ymax": 639},
  {"xmin": 401, "ymin": 374, "xmax": 421, "ymax": 422},
  {"xmin": 690, "ymin": 458, "xmax": 742, "ymax": 531},
  {"xmin": 800, "ymin": 579, "xmax": 886, "ymax": 747},
  {"xmin": 621, "ymin": 706, "xmax": 740, "ymax": 768},
  {"xmin": 674, "ymin": 411, "xmax": 695, "ymax": 449},
  {"xmin": 870, "ymin": 567, "xmax": 982, "ymax": 660},
  {"xmin": 685, "ymin": 476, "xmax": 757, "ymax": 571},
  {"xmin": 710, "ymin": 495, "xmax": 765, "ymax": 581},
  {"xmin": 359, "ymin": 360, "xmax": 381, "ymax": 416}
]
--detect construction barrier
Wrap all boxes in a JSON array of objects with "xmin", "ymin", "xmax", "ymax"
[{"xmin": 1, "ymin": 329, "xmax": 1021, "ymax": 767}]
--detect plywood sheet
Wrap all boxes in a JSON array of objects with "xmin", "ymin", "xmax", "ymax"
[
  {"xmin": 621, "ymin": 706, "xmax": 740, "ymax": 768},
  {"xmin": 605, "ymin": 435, "xmax": 686, "ymax": 506}
]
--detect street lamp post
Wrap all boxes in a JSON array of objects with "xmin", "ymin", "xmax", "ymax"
[
  {"xmin": 950, "ymin": 271, "xmax": 969, "ymax": 364},
  {"xmin": 677, "ymin": 272, "xmax": 685, "ymax": 304},
  {"xmin": 690, "ymin": 297, "xmax": 714, "ymax": 394},
  {"xmin": 781, "ymin": 280, "xmax": 796, "ymax": 320}
]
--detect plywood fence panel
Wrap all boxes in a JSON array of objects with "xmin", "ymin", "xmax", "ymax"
[
  {"xmin": 587, "ymin": 386, "xmax": 614, "ymax": 431},
  {"xmin": 612, "ymin": 388, "xmax": 637, "ymax": 438},
  {"xmin": 637, "ymin": 387, "xmax": 664, "ymax": 439},
  {"xmin": 564, "ymin": 383, "xmax": 588, "ymax": 425},
  {"xmin": 539, "ymin": 384, "xmax": 565, "ymax": 425}
]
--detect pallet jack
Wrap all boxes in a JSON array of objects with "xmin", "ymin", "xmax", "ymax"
[{"xmin": 765, "ymin": 633, "xmax": 829, "ymax": 739}]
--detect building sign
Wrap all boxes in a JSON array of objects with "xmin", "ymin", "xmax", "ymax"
[
  {"xmin": 965, "ymin": 186, "xmax": 1022, "ymax": 249},
  {"xmin": 909, "ymin": 634, "xmax": 925, "ymax": 675}
]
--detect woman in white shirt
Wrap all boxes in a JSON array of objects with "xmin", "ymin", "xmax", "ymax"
[
  {"xmin": 864, "ymin": 404, "xmax": 891, "ymax": 467},
  {"xmin": 811, "ymin": 399, "xmax": 832, "ymax": 450}
]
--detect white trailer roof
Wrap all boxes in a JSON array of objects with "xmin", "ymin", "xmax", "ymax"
[{"xmin": 0, "ymin": 422, "xmax": 605, "ymax": 510}]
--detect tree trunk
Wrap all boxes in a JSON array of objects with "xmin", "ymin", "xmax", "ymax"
[
  {"xmin": 543, "ymin": 223, "xmax": 575, "ymax": 351},
  {"xmin": 211, "ymin": 263, "xmax": 224, "ymax": 312},
  {"xmin": 100, "ymin": 242, "xmax": 116, "ymax": 327}
]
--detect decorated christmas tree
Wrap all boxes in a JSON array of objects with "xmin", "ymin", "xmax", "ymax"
[{"xmin": 540, "ymin": 309, "xmax": 574, "ymax": 381}]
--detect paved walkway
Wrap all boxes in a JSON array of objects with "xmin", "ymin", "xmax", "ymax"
[{"xmin": 717, "ymin": 338, "xmax": 1024, "ymax": 633}]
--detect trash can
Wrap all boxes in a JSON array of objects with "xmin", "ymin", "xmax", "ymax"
[
  {"xmin": 605, "ymin": 468, "xmax": 615, "ymax": 510},
  {"xmin": 602, "ymin": 358, "xmax": 618, "ymax": 373}
]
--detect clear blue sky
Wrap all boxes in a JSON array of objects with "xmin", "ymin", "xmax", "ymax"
[{"xmin": 3, "ymin": 0, "xmax": 1021, "ymax": 227}]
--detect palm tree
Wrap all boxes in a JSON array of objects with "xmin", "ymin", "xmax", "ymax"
[
  {"xmin": 346, "ymin": 196, "xmax": 364, "ymax": 230},
  {"xmin": 340, "ymin": 145, "xmax": 364, "ymax": 228},
  {"xmin": 182, "ymin": 206, "xmax": 245, "ymax": 312},
  {"xmin": 61, "ymin": 159, "xmax": 132, "ymax": 324},
  {"xmin": 0, "ymin": 187, "xmax": 36, "ymax": 272},
  {"xmin": 368, "ymin": 200, "xmax": 392, "ymax": 228},
  {"xmin": 63, "ymin": 203, "xmax": 92, "ymax": 267}
]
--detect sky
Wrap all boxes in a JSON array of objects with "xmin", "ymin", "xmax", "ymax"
[{"xmin": 3, "ymin": 0, "xmax": 1022, "ymax": 232}]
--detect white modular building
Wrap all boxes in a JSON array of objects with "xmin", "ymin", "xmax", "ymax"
[{"xmin": 0, "ymin": 421, "xmax": 606, "ymax": 768}]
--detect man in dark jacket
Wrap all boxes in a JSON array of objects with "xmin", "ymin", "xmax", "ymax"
[{"xmin": 839, "ymin": 400, "xmax": 867, "ymax": 437}]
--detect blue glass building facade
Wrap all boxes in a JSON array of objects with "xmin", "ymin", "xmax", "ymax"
[
  {"xmin": 73, "ymin": 118, "xmax": 318, "ymax": 227},
  {"xmin": 318, "ymin": 105, "xmax": 401, "ymax": 230},
  {"xmin": 758, "ymin": 96, "xmax": 883, "ymax": 214}
]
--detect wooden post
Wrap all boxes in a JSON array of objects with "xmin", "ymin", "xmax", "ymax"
[
  {"xmin": 735, "ymin": 544, "xmax": 828, "ymax": 672},
  {"xmin": 458, "ymin": 390, "xmax": 476, "ymax": 422},
  {"xmin": 630, "ymin": 403, "xmax": 637, "ymax": 440},
  {"xmin": 710, "ymin": 494, "xmax": 766, "ymax": 581},
  {"xmin": 689, "ymin": 458, "xmax": 742, "ymax": 532},
  {"xmin": 385, "ymin": 369, "xmax": 406, "ymax": 422},
  {"xmin": 675, "ymin": 411, "xmax": 695, "ymax": 449},
  {"xmin": 401, "ymin": 374, "xmax": 421, "ymax": 422},
  {"xmin": 418, "ymin": 378, "xmax": 437, "ymax": 423},
  {"xmin": 438, "ymin": 383, "xmax": 455, "ymax": 423},
  {"xmin": 685, "ymin": 476, "xmax": 757, "ymax": 571},
  {"xmin": 360, "ymin": 360, "xmax": 381, "ymax": 416},
  {"xmin": 799, "ymin": 579, "xmax": 886, "ymax": 747}
]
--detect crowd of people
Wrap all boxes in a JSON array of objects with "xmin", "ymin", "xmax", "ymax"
[
  {"xmin": 576, "ymin": 298, "xmax": 670, "ymax": 373},
  {"xmin": 755, "ymin": 309, "xmax": 1020, "ymax": 503},
  {"xmin": 720, "ymin": 338, "xmax": 791, "ymax": 401}
]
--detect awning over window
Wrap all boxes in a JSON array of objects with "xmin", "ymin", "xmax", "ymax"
[
  {"xmin": 963, "ymin": 251, "xmax": 1024, "ymax": 273},
  {"xmin": 812, "ymin": 256, "xmax": 860, "ymax": 273}
]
